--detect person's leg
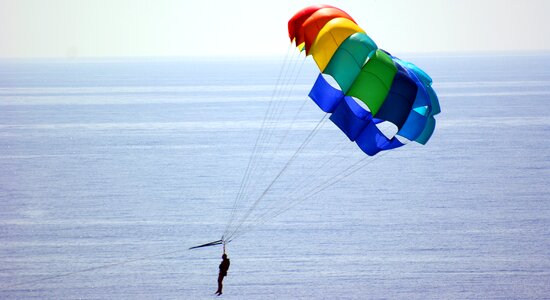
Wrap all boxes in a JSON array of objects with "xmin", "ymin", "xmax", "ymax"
[{"xmin": 216, "ymin": 274, "xmax": 223, "ymax": 294}]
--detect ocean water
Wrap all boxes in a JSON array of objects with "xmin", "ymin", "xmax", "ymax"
[{"xmin": 1, "ymin": 53, "xmax": 549, "ymax": 299}]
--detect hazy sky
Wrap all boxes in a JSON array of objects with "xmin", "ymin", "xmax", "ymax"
[{"xmin": 1, "ymin": 0, "xmax": 549, "ymax": 58}]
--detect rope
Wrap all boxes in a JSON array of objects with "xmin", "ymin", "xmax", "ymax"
[
  {"xmin": 229, "ymin": 151, "xmax": 389, "ymax": 241},
  {"xmin": 234, "ymin": 56, "xmax": 307, "ymax": 212},
  {"xmin": 221, "ymin": 45, "xmax": 411, "ymax": 243},
  {"xmin": 239, "ymin": 123, "xmax": 395, "ymax": 232},
  {"xmin": 224, "ymin": 48, "xmax": 309, "ymax": 240},
  {"xmin": 3, "ymin": 248, "xmax": 184, "ymax": 289},
  {"xmin": 227, "ymin": 142, "xmax": 403, "ymax": 242},
  {"xmin": 225, "ymin": 114, "xmax": 328, "ymax": 241},
  {"xmin": 223, "ymin": 44, "xmax": 299, "ymax": 238},
  {"xmin": 229, "ymin": 50, "xmax": 302, "ymax": 210}
]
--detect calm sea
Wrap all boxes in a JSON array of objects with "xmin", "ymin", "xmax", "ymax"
[{"xmin": 1, "ymin": 53, "xmax": 549, "ymax": 299}]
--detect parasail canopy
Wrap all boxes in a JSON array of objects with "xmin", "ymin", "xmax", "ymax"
[
  {"xmin": 201, "ymin": 5, "xmax": 443, "ymax": 248},
  {"xmin": 289, "ymin": 4, "xmax": 440, "ymax": 156}
]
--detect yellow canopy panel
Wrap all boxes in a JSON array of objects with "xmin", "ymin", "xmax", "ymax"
[{"xmin": 309, "ymin": 18, "xmax": 365, "ymax": 71}]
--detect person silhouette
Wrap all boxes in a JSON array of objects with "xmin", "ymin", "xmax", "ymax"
[{"xmin": 215, "ymin": 253, "xmax": 230, "ymax": 295}]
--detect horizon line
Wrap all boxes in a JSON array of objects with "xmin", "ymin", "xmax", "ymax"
[{"xmin": 1, "ymin": 50, "xmax": 550, "ymax": 62}]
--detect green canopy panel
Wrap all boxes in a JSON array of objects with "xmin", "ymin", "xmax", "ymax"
[
  {"xmin": 323, "ymin": 32, "xmax": 377, "ymax": 93},
  {"xmin": 347, "ymin": 49, "xmax": 397, "ymax": 115}
]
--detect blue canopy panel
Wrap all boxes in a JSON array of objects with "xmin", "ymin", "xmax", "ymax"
[
  {"xmin": 308, "ymin": 73, "xmax": 344, "ymax": 113},
  {"xmin": 396, "ymin": 61, "xmax": 431, "ymax": 109},
  {"xmin": 415, "ymin": 115, "xmax": 436, "ymax": 145},
  {"xmin": 397, "ymin": 110, "xmax": 427, "ymax": 142},
  {"xmin": 355, "ymin": 119, "xmax": 404, "ymax": 156},
  {"xmin": 399, "ymin": 60, "xmax": 440, "ymax": 144},
  {"xmin": 374, "ymin": 67, "xmax": 417, "ymax": 131},
  {"xmin": 395, "ymin": 57, "xmax": 440, "ymax": 116},
  {"xmin": 426, "ymin": 84, "xmax": 441, "ymax": 116},
  {"xmin": 387, "ymin": 59, "xmax": 440, "ymax": 144},
  {"xmin": 394, "ymin": 58, "xmax": 432, "ymax": 86},
  {"xmin": 329, "ymin": 96, "xmax": 373, "ymax": 141},
  {"xmin": 393, "ymin": 62, "xmax": 431, "ymax": 141}
]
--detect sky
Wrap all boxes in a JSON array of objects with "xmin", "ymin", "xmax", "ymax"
[{"xmin": 1, "ymin": 0, "xmax": 550, "ymax": 58}]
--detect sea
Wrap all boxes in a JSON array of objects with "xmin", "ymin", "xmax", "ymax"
[{"xmin": 1, "ymin": 52, "xmax": 549, "ymax": 299}]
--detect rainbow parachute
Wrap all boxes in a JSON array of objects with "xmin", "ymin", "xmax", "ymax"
[
  {"xmin": 191, "ymin": 5, "xmax": 443, "ymax": 249},
  {"xmin": 289, "ymin": 5, "xmax": 441, "ymax": 155}
]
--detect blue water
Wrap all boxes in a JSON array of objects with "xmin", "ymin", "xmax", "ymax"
[{"xmin": 1, "ymin": 53, "xmax": 550, "ymax": 299}]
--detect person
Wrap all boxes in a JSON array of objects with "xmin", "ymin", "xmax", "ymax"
[{"xmin": 215, "ymin": 253, "xmax": 230, "ymax": 295}]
